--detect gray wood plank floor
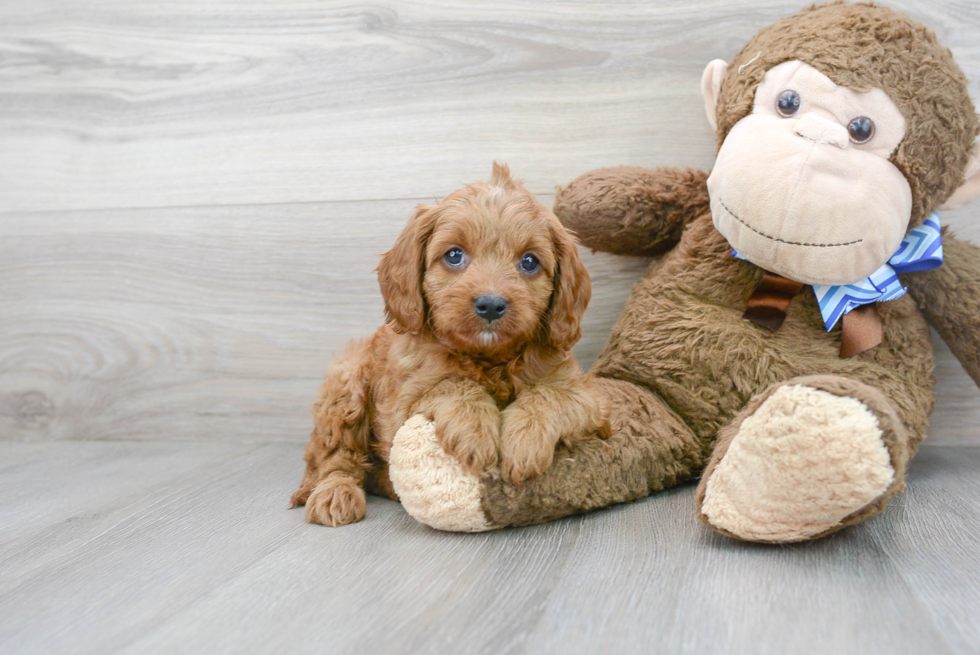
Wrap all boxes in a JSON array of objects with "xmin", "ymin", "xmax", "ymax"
[{"xmin": 1, "ymin": 440, "xmax": 979, "ymax": 655}]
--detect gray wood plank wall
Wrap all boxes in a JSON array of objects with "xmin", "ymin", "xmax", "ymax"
[{"xmin": 2, "ymin": 0, "xmax": 979, "ymax": 445}]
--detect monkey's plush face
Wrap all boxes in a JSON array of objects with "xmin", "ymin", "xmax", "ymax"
[{"xmin": 707, "ymin": 60, "xmax": 912, "ymax": 285}]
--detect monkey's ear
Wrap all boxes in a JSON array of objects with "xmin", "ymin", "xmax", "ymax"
[
  {"xmin": 490, "ymin": 161, "xmax": 516, "ymax": 190},
  {"xmin": 377, "ymin": 204, "xmax": 436, "ymax": 334},
  {"xmin": 701, "ymin": 59, "xmax": 728, "ymax": 132},
  {"xmin": 939, "ymin": 142, "xmax": 980, "ymax": 211}
]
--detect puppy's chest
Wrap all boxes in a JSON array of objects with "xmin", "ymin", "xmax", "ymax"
[{"xmin": 467, "ymin": 366, "xmax": 519, "ymax": 407}]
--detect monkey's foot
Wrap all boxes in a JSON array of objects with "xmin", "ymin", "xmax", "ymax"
[
  {"xmin": 389, "ymin": 415, "xmax": 493, "ymax": 532},
  {"xmin": 697, "ymin": 378, "xmax": 907, "ymax": 543}
]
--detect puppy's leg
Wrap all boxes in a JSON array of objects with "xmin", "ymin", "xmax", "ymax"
[
  {"xmin": 291, "ymin": 338, "xmax": 374, "ymax": 527},
  {"xmin": 500, "ymin": 377, "xmax": 609, "ymax": 485},
  {"xmin": 412, "ymin": 379, "xmax": 501, "ymax": 475}
]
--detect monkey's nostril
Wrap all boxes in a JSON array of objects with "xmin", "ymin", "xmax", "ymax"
[{"xmin": 474, "ymin": 295, "xmax": 508, "ymax": 322}]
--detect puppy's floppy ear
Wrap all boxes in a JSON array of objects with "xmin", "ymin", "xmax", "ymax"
[
  {"xmin": 547, "ymin": 220, "xmax": 591, "ymax": 350},
  {"xmin": 378, "ymin": 204, "xmax": 436, "ymax": 334}
]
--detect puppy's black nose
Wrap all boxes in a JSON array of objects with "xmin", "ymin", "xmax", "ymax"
[{"xmin": 474, "ymin": 295, "xmax": 508, "ymax": 322}]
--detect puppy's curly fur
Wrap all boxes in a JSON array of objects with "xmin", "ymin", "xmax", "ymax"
[{"xmin": 290, "ymin": 163, "xmax": 610, "ymax": 526}]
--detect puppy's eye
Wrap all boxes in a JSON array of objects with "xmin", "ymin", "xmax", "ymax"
[
  {"xmin": 520, "ymin": 253, "xmax": 540, "ymax": 273},
  {"xmin": 776, "ymin": 90, "xmax": 801, "ymax": 117},
  {"xmin": 443, "ymin": 248, "xmax": 465, "ymax": 267}
]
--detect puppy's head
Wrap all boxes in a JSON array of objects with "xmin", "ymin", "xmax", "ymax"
[{"xmin": 377, "ymin": 163, "xmax": 591, "ymax": 358}]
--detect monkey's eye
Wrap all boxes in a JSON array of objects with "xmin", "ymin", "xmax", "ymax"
[
  {"xmin": 847, "ymin": 116, "xmax": 875, "ymax": 144},
  {"xmin": 520, "ymin": 253, "xmax": 541, "ymax": 273},
  {"xmin": 443, "ymin": 248, "xmax": 465, "ymax": 267},
  {"xmin": 776, "ymin": 90, "xmax": 801, "ymax": 117}
]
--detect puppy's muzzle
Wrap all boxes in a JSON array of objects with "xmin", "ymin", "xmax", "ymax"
[{"xmin": 474, "ymin": 295, "xmax": 508, "ymax": 323}]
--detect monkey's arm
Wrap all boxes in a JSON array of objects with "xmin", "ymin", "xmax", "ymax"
[
  {"xmin": 554, "ymin": 167, "xmax": 710, "ymax": 256},
  {"xmin": 904, "ymin": 231, "xmax": 980, "ymax": 387}
]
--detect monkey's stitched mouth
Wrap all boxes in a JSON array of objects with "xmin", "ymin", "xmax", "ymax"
[{"xmin": 717, "ymin": 198, "xmax": 863, "ymax": 248}]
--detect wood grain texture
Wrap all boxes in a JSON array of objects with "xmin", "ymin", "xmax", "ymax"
[
  {"xmin": 0, "ymin": 197, "xmax": 649, "ymax": 441},
  {"xmin": 1, "ymin": 441, "xmax": 979, "ymax": 654},
  {"xmin": 0, "ymin": 0, "xmax": 978, "ymax": 212},
  {"xmin": 0, "ymin": 0, "xmax": 978, "ymax": 446},
  {"xmin": 2, "ymin": 198, "xmax": 977, "ymax": 444},
  {"xmin": 2, "ymin": 4, "xmax": 979, "ymax": 654}
]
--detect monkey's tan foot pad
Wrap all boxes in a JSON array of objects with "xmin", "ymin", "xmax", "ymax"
[
  {"xmin": 697, "ymin": 385, "xmax": 895, "ymax": 543},
  {"xmin": 389, "ymin": 415, "xmax": 493, "ymax": 532}
]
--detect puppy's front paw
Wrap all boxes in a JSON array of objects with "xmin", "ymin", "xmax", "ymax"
[
  {"xmin": 289, "ymin": 484, "xmax": 312, "ymax": 509},
  {"xmin": 304, "ymin": 476, "xmax": 367, "ymax": 527},
  {"xmin": 500, "ymin": 409, "xmax": 559, "ymax": 486},
  {"xmin": 435, "ymin": 407, "xmax": 501, "ymax": 475}
]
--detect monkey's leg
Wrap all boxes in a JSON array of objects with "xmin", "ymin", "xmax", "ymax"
[
  {"xmin": 696, "ymin": 375, "xmax": 913, "ymax": 543},
  {"xmin": 388, "ymin": 378, "xmax": 703, "ymax": 532}
]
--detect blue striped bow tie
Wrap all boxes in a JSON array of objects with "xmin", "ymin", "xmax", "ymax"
[{"xmin": 734, "ymin": 213, "xmax": 943, "ymax": 330}]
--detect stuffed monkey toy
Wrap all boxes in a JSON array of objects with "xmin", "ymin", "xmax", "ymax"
[{"xmin": 386, "ymin": 1, "xmax": 980, "ymax": 542}]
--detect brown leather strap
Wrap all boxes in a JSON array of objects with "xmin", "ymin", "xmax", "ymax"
[
  {"xmin": 743, "ymin": 272, "xmax": 805, "ymax": 331},
  {"xmin": 840, "ymin": 303, "xmax": 883, "ymax": 357}
]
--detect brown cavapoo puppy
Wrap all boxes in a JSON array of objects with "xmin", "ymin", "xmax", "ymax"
[{"xmin": 290, "ymin": 163, "xmax": 609, "ymax": 526}]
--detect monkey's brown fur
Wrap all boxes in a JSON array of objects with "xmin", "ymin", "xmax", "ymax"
[
  {"xmin": 290, "ymin": 165, "xmax": 608, "ymax": 526},
  {"xmin": 391, "ymin": 3, "xmax": 980, "ymax": 540}
]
